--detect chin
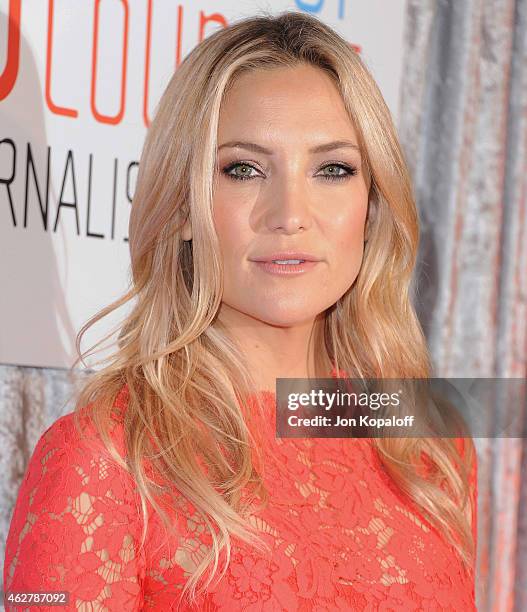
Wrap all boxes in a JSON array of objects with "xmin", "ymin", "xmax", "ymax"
[
  {"xmin": 221, "ymin": 292, "xmax": 336, "ymax": 327},
  {"xmin": 246, "ymin": 304, "xmax": 328, "ymax": 328}
]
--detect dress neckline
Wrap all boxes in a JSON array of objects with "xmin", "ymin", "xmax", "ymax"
[
  {"xmin": 114, "ymin": 365, "xmax": 349, "ymax": 411},
  {"xmin": 249, "ymin": 364, "xmax": 348, "ymax": 399}
]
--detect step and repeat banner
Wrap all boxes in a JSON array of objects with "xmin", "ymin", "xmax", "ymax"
[{"xmin": 0, "ymin": 0, "xmax": 407, "ymax": 369}]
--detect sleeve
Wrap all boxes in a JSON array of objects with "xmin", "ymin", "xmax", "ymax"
[
  {"xmin": 3, "ymin": 413, "xmax": 146, "ymax": 611},
  {"xmin": 419, "ymin": 437, "xmax": 478, "ymax": 565},
  {"xmin": 454, "ymin": 436, "xmax": 478, "ymax": 565},
  {"xmin": 467, "ymin": 439, "xmax": 478, "ymax": 560}
]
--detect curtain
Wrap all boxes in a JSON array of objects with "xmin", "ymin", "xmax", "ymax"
[{"xmin": 398, "ymin": 1, "xmax": 527, "ymax": 609}]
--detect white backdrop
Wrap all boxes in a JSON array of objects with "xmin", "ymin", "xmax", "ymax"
[{"xmin": 0, "ymin": 0, "xmax": 407, "ymax": 369}]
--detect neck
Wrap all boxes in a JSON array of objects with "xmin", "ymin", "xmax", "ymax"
[{"xmin": 216, "ymin": 305, "xmax": 332, "ymax": 393}]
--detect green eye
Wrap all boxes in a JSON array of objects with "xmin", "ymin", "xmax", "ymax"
[
  {"xmin": 221, "ymin": 161, "xmax": 358, "ymax": 183},
  {"xmin": 223, "ymin": 162, "xmax": 259, "ymax": 181},
  {"xmin": 318, "ymin": 164, "xmax": 357, "ymax": 181}
]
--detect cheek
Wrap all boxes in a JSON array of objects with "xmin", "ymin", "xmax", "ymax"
[
  {"xmin": 325, "ymin": 198, "xmax": 368, "ymax": 286},
  {"xmin": 338, "ymin": 214, "xmax": 366, "ymax": 249},
  {"xmin": 331, "ymin": 194, "xmax": 368, "ymax": 248},
  {"xmin": 213, "ymin": 199, "xmax": 250, "ymax": 265}
]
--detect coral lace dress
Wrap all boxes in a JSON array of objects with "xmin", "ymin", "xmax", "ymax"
[{"xmin": 4, "ymin": 374, "xmax": 477, "ymax": 611}]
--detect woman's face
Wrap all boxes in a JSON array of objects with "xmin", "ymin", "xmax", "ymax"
[{"xmin": 211, "ymin": 63, "xmax": 369, "ymax": 328}]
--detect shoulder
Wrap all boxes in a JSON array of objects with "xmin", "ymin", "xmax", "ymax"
[
  {"xmin": 49, "ymin": 383, "xmax": 128, "ymax": 450},
  {"xmin": 453, "ymin": 436, "xmax": 478, "ymax": 489},
  {"xmin": 3, "ymin": 385, "xmax": 146, "ymax": 607},
  {"xmin": 13, "ymin": 384, "xmax": 138, "ymax": 517}
]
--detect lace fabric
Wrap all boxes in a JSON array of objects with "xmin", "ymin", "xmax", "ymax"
[{"xmin": 4, "ymin": 378, "xmax": 477, "ymax": 611}]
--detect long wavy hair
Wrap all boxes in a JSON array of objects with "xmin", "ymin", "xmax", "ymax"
[{"xmin": 73, "ymin": 10, "xmax": 476, "ymax": 606}]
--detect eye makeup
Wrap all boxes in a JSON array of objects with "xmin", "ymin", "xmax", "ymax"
[{"xmin": 220, "ymin": 160, "xmax": 358, "ymax": 182}]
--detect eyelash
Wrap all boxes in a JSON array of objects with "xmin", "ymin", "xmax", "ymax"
[{"xmin": 221, "ymin": 161, "xmax": 358, "ymax": 182}]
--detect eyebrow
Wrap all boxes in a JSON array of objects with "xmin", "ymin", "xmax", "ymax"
[{"xmin": 217, "ymin": 139, "xmax": 361, "ymax": 155}]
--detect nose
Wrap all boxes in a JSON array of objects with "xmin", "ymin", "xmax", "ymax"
[{"xmin": 263, "ymin": 174, "xmax": 313, "ymax": 234}]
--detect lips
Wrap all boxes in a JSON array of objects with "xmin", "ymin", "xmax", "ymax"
[
  {"xmin": 249, "ymin": 251, "xmax": 321, "ymax": 263},
  {"xmin": 252, "ymin": 260, "xmax": 320, "ymax": 275}
]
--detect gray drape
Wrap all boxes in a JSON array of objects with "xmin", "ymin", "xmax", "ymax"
[
  {"xmin": 399, "ymin": 1, "xmax": 527, "ymax": 609},
  {"xmin": 1, "ymin": 2, "xmax": 526, "ymax": 609}
]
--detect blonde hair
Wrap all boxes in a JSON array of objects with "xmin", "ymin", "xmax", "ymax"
[{"xmin": 73, "ymin": 10, "xmax": 476, "ymax": 606}]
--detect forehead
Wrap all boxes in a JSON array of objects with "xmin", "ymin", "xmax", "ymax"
[{"xmin": 218, "ymin": 64, "xmax": 357, "ymax": 144}]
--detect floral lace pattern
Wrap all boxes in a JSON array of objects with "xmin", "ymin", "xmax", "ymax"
[{"xmin": 4, "ymin": 375, "xmax": 477, "ymax": 611}]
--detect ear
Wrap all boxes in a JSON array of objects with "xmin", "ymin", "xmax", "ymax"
[
  {"xmin": 182, "ymin": 218, "xmax": 192, "ymax": 241},
  {"xmin": 363, "ymin": 196, "xmax": 375, "ymax": 243},
  {"xmin": 178, "ymin": 206, "xmax": 192, "ymax": 241}
]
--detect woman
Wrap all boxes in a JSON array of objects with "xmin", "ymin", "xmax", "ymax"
[{"xmin": 3, "ymin": 11, "xmax": 477, "ymax": 611}]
